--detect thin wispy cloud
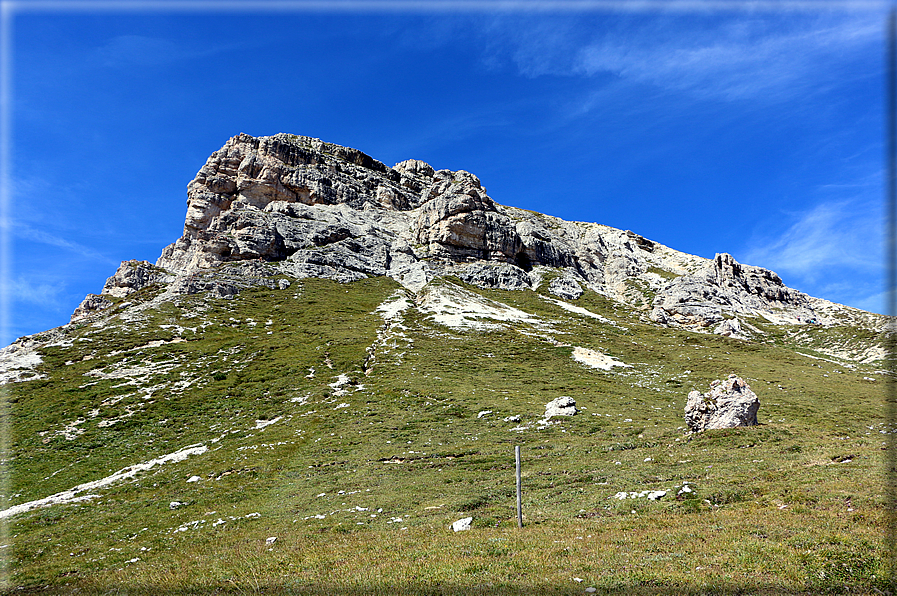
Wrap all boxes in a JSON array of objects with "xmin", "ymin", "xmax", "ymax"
[
  {"xmin": 7, "ymin": 277, "xmax": 64, "ymax": 309},
  {"xmin": 13, "ymin": 223, "xmax": 118, "ymax": 265},
  {"xmin": 93, "ymin": 34, "xmax": 230, "ymax": 68},
  {"xmin": 585, "ymin": 19, "xmax": 877, "ymax": 101},
  {"xmin": 743, "ymin": 198, "xmax": 882, "ymax": 283},
  {"xmin": 479, "ymin": 13, "xmax": 880, "ymax": 103}
]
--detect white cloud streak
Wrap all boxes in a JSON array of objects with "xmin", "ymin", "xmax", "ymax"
[
  {"xmin": 7, "ymin": 276, "xmax": 64, "ymax": 308},
  {"xmin": 13, "ymin": 222, "xmax": 117, "ymax": 265},
  {"xmin": 92, "ymin": 34, "xmax": 240, "ymax": 68},
  {"xmin": 578, "ymin": 17, "xmax": 879, "ymax": 101},
  {"xmin": 481, "ymin": 12, "xmax": 880, "ymax": 104},
  {"xmin": 742, "ymin": 198, "xmax": 882, "ymax": 284}
]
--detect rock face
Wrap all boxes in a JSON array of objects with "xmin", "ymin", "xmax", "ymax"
[
  {"xmin": 149, "ymin": 133, "xmax": 711, "ymax": 303},
  {"xmin": 684, "ymin": 375, "xmax": 760, "ymax": 432},
  {"xmin": 72, "ymin": 132, "xmax": 870, "ymax": 335}
]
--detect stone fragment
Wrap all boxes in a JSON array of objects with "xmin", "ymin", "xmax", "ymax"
[
  {"xmin": 452, "ymin": 517, "xmax": 473, "ymax": 532},
  {"xmin": 684, "ymin": 374, "xmax": 759, "ymax": 432},
  {"xmin": 714, "ymin": 317, "xmax": 745, "ymax": 338}
]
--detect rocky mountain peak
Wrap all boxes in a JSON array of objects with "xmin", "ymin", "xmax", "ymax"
[{"xmin": 70, "ymin": 133, "xmax": 882, "ymax": 347}]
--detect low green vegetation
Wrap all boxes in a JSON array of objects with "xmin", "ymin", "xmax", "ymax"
[{"xmin": 1, "ymin": 276, "xmax": 890, "ymax": 594}]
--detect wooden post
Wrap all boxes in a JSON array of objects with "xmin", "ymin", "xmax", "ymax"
[{"xmin": 515, "ymin": 445, "xmax": 523, "ymax": 528}]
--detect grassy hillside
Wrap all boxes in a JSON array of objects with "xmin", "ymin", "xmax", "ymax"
[{"xmin": 1, "ymin": 275, "xmax": 891, "ymax": 594}]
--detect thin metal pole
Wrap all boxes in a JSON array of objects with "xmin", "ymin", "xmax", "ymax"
[
  {"xmin": 515, "ymin": 445, "xmax": 523, "ymax": 528},
  {"xmin": 886, "ymin": 8, "xmax": 897, "ymax": 590}
]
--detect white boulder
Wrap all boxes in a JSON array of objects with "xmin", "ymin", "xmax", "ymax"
[
  {"xmin": 544, "ymin": 396, "xmax": 578, "ymax": 418},
  {"xmin": 684, "ymin": 374, "xmax": 759, "ymax": 432},
  {"xmin": 452, "ymin": 517, "xmax": 473, "ymax": 532}
]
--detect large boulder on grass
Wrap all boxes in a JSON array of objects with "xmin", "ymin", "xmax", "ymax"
[
  {"xmin": 544, "ymin": 396, "xmax": 579, "ymax": 418},
  {"xmin": 684, "ymin": 374, "xmax": 759, "ymax": 432}
]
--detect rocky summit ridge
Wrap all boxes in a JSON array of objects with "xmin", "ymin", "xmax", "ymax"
[{"xmin": 72, "ymin": 132, "xmax": 881, "ymax": 349}]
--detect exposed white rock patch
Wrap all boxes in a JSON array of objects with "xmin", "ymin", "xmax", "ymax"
[
  {"xmin": 0, "ymin": 340, "xmax": 46, "ymax": 384},
  {"xmin": 572, "ymin": 347, "xmax": 631, "ymax": 371},
  {"xmin": 84, "ymin": 359, "xmax": 181, "ymax": 381},
  {"xmin": 329, "ymin": 374, "xmax": 352, "ymax": 396},
  {"xmin": 96, "ymin": 405, "xmax": 142, "ymax": 428},
  {"xmin": 613, "ymin": 490, "xmax": 668, "ymax": 501},
  {"xmin": 417, "ymin": 282, "xmax": 541, "ymax": 330},
  {"xmin": 254, "ymin": 417, "xmax": 282, "ymax": 430},
  {"xmin": 367, "ymin": 290, "xmax": 416, "ymax": 372},
  {"xmin": 0, "ymin": 444, "xmax": 208, "ymax": 519},
  {"xmin": 376, "ymin": 291, "xmax": 412, "ymax": 321},
  {"xmin": 108, "ymin": 337, "xmax": 186, "ymax": 357},
  {"xmin": 59, "ymin": 418, "xmax": 88, "ymax": 440},
  {"xmin": 540, "ymin": 296, "xmax": 625, "ymax": 329}
]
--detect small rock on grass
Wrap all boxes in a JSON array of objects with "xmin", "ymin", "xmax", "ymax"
[{"xmin": 452, "ymin": 517, "xmax": 473, "ymax": 532}]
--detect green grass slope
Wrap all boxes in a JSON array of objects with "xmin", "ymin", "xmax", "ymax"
[{"xmin": 1, "ymin": 275, "xmax": 890, "ymax": 595}]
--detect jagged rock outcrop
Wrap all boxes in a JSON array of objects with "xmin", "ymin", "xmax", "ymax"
[
  {"xmin": 714, "ymin": 317, "xmax": 747, "ymax": 339},
  {"xmin": 102, "ymin": 260, "xmax": 174, "ymax": 298},
  {"xmin": 72, "ymin": 132, "xmax": 873, "ymax": 338},
  {"xmin": 150, "ymin": 133, "xmax": 713, "ymax": 304},
  {"xmin": 71, "ymin": 294, "xmax": 112, "ymax": 322},
  {"xmin": 548, "ymin": 274, "xmax": 584, "ymax": 300},
  {"xmin": 651, "ymin": 253, "xmax": 817, "ymax": 328},
  {"xmin": 684, "ymin": 375, "xmax": 760, "ymax": 432},
  {"xmin": 412, "ymin": 169, "xmax": 522, "ymax": 263}
]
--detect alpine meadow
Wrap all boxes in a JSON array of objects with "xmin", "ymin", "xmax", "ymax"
[{"xmin": 0, "ymin": 133, "xmax": 892, "ymax": 595}]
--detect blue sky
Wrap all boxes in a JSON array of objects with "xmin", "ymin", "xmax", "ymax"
[{"xmin": 2, "ymin": 1, "xmax": 889, "ymax": 344}]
